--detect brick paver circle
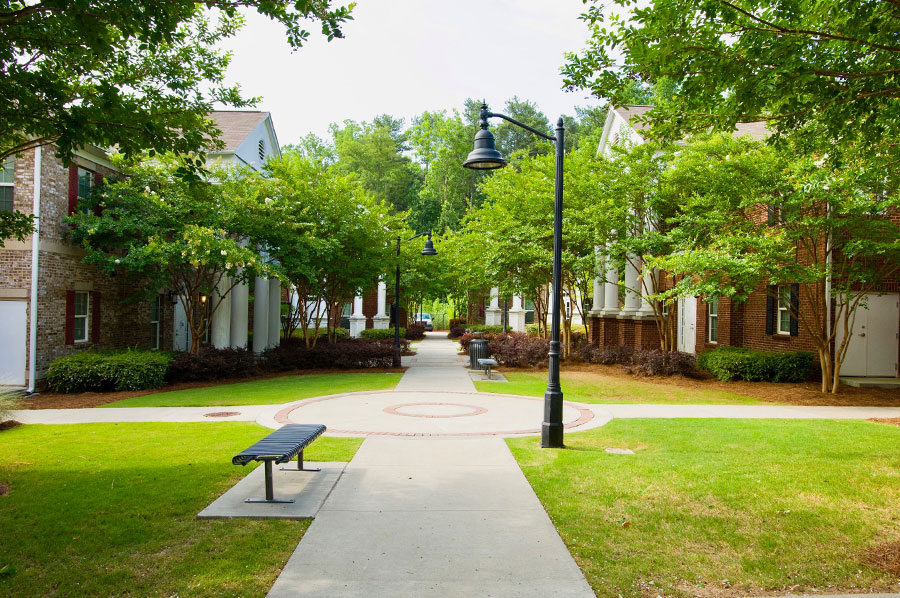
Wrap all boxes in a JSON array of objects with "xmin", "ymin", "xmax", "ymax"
[{"xmin": 383, "ymin": 402, "xmax": 489, "ymax": 418}]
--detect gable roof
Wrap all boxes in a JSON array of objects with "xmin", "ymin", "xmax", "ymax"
[
  {"xmin": 209, "ymin": 111, "xmax": 269, "ymax": 152},
  {"xmin": 614, "ymin": 105, "xmax": 769, "ymax": 141}
]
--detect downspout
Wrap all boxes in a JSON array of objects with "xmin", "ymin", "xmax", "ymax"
[{"xmin": 27, "ymin": 146, "xmax": 41, "ymax": 393}]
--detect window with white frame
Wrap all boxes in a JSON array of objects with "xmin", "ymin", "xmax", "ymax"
[
  {"xmin": 777, "ymin": 286, "xmax": 791, "ymax": 334},
  {"xmin": 74, "ymin": 291, "xmax": 90, "ymax": 343},
  {"xmin": 150, "ymin": 295, "xmax": 161, "ymax": 350},
  {"xmin": 77, "ymin": 167, "xmax": 93, "ymax": 214},
  {"xmin": 0, "ymin": 156, "xmax": 13, "ymax": 212},
  {"xmin": 707, "ymin": 297, "xmax": 718, "ymax": 343}
]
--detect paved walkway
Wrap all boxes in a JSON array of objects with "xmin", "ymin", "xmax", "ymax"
[{"xmin": 268, "ymin": 334, "xmax": 594, "ymax": 596}]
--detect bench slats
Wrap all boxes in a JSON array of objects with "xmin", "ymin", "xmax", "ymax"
[{"xmin": 232, "ymin": 424, "xmax": 326, "ymax": 466}]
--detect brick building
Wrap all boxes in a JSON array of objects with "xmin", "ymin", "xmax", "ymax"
[
  {"xmin": 587, "ymin": 105, "xmax": 900, "ymax": 379},
  {"xmin": 0, "ymin": 111, "xmax": 283, "ymax": 390}
]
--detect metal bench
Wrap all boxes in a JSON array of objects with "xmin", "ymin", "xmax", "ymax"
[
  {"xmin": 477, "ymin": 358, "xmax": 499, "ymax": 380},
  {"xmin": 232, "ymin": 423, "xmax": 326, "ymax": 504}
]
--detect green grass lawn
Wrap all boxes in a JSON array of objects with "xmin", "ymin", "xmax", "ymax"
[
  {"xmin": 477, "ymin": 370, "xmax": 767, "ymax": 404},
  {"xmin": 0, "ymin": 422, "xmax": 362, "ymax": 597},
  {"xmin": 508, "ymin": 419, "xmax": 900, "ymax": 598},
  {"xmin": 102, "ymin": 372, "xmax": 402, "ymax": 408}
]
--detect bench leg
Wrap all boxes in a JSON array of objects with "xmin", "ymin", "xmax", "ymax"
[
  {"xmin": 245, "ymin": 460, "xmax": 295, "ymax": 504},
  {"xmin": 280, "ymin": 450, "xmax": 321, "ymax": 473}
]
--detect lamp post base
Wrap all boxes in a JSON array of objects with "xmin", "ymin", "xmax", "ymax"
[
  {"xmin": 541, "ymin": 388, "xmax": 565, "ymax": 448},
  {"xmin": 393, "ymin": 346, "xmax": 402, "ymax": 369}
]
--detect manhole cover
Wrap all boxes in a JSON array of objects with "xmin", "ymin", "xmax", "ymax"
[{"xmin": 204, "ymin": 411, "xmax": 240, "ymax": 418}]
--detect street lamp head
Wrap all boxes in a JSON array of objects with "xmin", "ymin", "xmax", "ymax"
[
  {"xmin": 421, "ymin": 231, "xmax": 437, "ymax": 256},
  {"xmin": 462, "ymin": 103, "xmax": 507, "ymax": 170}
]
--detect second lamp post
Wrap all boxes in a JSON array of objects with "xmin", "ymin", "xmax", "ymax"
[
  {"xmin": 392, "ymin": 231, "xmax": 437, "ymax": 367},
  {"xmin": 462, "ymin": 102, "xmax": 565, "ymax": 449}
]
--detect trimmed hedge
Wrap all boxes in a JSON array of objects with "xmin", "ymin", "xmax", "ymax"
[
  {"xmin": 577, "ymin": 345, "xmax": 699, "ymax": 377},
  {"xmin": 449, "ymin": 318, "xmax": 467, "ymax": 329},
  {"xmin": 697, "ymin": 347, "xmax": 817, "ymax": 382},
  {"xmin": 447, "ymin": 326, "xmax": 466, "ymax": 339},
  {"xmin": 263, "ymin": 339, "xmax": 397, "ymax": 370},
  {"xmin": 46, "ymin": 350, "xmax": 173, "ymax": 392},
  {"xmin": 360, "ymin": 328, "xmax": 404, "ymax": 340},
  {"xmin": 406, "ymin": 323, "xmax": 426, "ymax": 340},
  {"xmin": 167, "ymin": 347, "xmax": 258, "ymax": 383},
  {"xmin": 466, "ymin": 324, "xmax": 505, "ymax": 334}
]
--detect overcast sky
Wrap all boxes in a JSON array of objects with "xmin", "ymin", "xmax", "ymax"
[{"xmin": 220, "ymin": 0, "xmax": 601, "ymax": 146}]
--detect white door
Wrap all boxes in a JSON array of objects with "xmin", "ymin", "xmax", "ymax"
[
  {"xmin": 838, "ymin": 294, "xmax": 899, "ymax": 377},
  {"xmin": 677, "ymin": 297, "xmax": 697, "ymax": 354},
  {"xmin": 0, "ymin": 300, "xmax": 27, "ymax": 386}
]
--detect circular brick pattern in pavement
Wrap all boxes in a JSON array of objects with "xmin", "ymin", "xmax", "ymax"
[
  {"xmin": 204, "ymin": 411, "xmax": 241, "ymax": 418},
  {"xmin": 273, "ymin": 390, "xmax": 597, "ymax": 437},
  {"xmin": 384, "ymin": 402, "xmax": 489, "ymax": 419}
]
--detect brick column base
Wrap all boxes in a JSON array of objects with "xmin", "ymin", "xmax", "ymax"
[{"xmin": 633, "ymin": 317, "xmax": 661, "ymax": 350}]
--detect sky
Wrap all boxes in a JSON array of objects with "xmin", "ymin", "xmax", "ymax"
[{"xmin": 220, "ymin": 0, "xmax": 601, "ymax": 146}]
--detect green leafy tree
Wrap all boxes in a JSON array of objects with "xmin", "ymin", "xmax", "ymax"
[
  {"xmin": 493, "ymin": 96, "xmax": 552, "ymax": 160},
  {"xmin": 238, "ymin": 151, "xmax": 401, "ymax": 345},
  {"xmin": 562, "ymin": 0, "xmax": 900, "ymax": 171},
  {"xmin": 330, "ymin": 115, "xmax": 423, "ymax": 214},
  {"xmin": 68, "ymin": 156, "xmax": 271, "ymax": 352},
  {"xmin": 655, "ymin": 139, "xmax": 900, "ymax": 393}
]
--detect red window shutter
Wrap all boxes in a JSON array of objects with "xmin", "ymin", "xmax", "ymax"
[
  {"xmin": 65, "ymin": 290, "xmax": 76, "ymax": 345},
  {"xmin": 68, "ymin": 165, "xmax": 78, "ymax": 215},
  {"xmin": 92, "ymin": 291, "xmax": 102, "ymax": 343}
]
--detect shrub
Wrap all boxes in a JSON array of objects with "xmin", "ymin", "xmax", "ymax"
[
  {"xmin": 360, "ymin": 328, "xmax": 403, "ymax": 340},
  {"xmin": 488, "ymin": 333, "xmax": 550, "ymax": 367},
  {"xmin": 263, "ymin": 339, "xmax": 397, "ymax": 370},
  {"xmin": 577, "ymin": 344, "xmax": 634, "ymax": 365},
  {"xmin": 47, "ymin": 350, "xmax": 173, "ymax": 392},
  {"xmin": 449, "ymin": 318, "xmax": 467, "ymax": 329},
  {"xmin": 625, "ymin": 349, "xmax": 699, "ymax": 377},
  {"xmin": 698, "ymin": 347, "xmax": 817, "ymax": 382},
  {"xmin": 466, "ymin": 324, "xmax": 505, "ymax": 334},
  {"xmin": 447, "ymin": 326, "xmax": 466, "ymax": 339},
  {"xmin": 525, "ymin": 324, "xmax": 542, "ymax": 336},
  {"xmin": 405, "ymin": 324, "xmax": 426, "ymax": 340},
  {"xmin": 167, "ymin": 347, "xmax": 258, "ymax": 383}
]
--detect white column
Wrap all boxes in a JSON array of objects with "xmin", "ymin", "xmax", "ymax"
[
  {"xmin": 229, "ymin": 270, "xmax": 249, "ymax": 349},
  {"xmin": 210, "ymin": 275, "xmax": 232, "ymax": 349},
  {"xmin": 601, "ymin": 264, "xmax": 619, "ymax": 316},
  {"xmin": 638, "ymin": 269, "xmax": 655, "ymax": 316},
  {"xmin": 485, "ymin": 286, "xmax": 501, "ymax": 325},
  {"xmin": 252, "ymin": 276, "xmax": 269, "ymax": 353},
  {"xmin": 508, "ymin": 294, "xmax": 526, "ymax": 332},
  {"xmin": 622, "ymin": 256, "xmax": 641, "ymax": 315},
  {"xmin": 590, "ymin": 248, "xmax": 605, "ymax": 316},
  {"xmin": 373, "ymin": 280, "xmax": 389, "ymax": 329},
  {"xmin": 349, "ymin": 293, "xmax": 366, "ymax": 337},
  {"xmin": 268, "ymin": 278, "xmax": 281, "ymax": 348}
]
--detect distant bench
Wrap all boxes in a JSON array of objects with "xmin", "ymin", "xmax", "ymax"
[
  {"xmin": 232, "ymin": 423, "xmax": 326, "ymax": 504},
  {"xmin": 477, "ymin": 358, "xmax": 499, "ymax": 380}
]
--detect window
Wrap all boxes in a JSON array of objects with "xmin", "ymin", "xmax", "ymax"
[
  {"xmin": 0, "ymin": 156, "xmax": 13, "ymax": 212},
  {"xmin": 707, "ymin": 298, "xmax": 718, "ymax": 343},
  {"xmin": 74, "ymin": 291, "xmax": 90, "ymax": 343},
  {"xmin": 77, "ymin": 167, "xmax": 93, "ymax": 213},
  {"xmin": 150, "ymin": 295, "xmax": 161, "ymax": 350},
  {"xmin": 777, "ymin": 286, "xmax": 791, "ymax": 335}
]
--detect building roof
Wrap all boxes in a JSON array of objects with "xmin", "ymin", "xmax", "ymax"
[
  {"xmin": 209, "ymin": 111, "xmax": 269, "ymax": 152},
  {"xmin": 615, "ymin": 105, "xmax": 769, "ymax": 141}
]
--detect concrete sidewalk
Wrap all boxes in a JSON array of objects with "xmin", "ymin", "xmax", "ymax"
[
  {"xmin": 396, "ymin": 334, "xmax": 476, "ymax": 392},
  {"xmin": 9, "ymin": 405, "xmax": 266, "ymax": 424},
  {"xmin": 266, "ymin": 436, "xmax": 594, "ymax": 598}
]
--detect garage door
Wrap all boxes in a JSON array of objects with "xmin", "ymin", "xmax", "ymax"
[{"xmin": 0, "ymin": 300, "xmax": 27, "ymax": 386}]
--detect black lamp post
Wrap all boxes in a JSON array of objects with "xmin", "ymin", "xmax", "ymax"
[
  {"xmin": 463, "ymin": 102, "xmax": 565, "ymax": 449},
  {"xmin": 393, "ymin": 231, "xmax": 437, "ymax": 367}
]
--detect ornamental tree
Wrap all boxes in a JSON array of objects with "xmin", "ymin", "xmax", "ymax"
[
  {"xmin": 562, "ymin": 0, "xmax": 900, "ymax": 174},
  {"xmin": 654, "ymin": 139, "xmax": 900, "ymax": 393},
  {"xmin": 237, "ymin": 151, "xmax": 401, "ymax": 345},
  {"xmin": 68, "ymin": 156, "xmax": 271, "ymax": 353}
]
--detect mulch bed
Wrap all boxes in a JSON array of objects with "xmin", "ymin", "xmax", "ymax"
[
  {"xmin": 0, "ymin": 420, "xmax": 21, "ymax": 432},
  {"xmin": 865, "ymin": 540, "xmax": 900, "ymax": 575},
  {"xmin": 506, "ymin": 363, "xmax": 900, "ymax": 407},
  {"xmin": 18, "ymin": 367, "xmax": 407, "ymax": 410}
]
